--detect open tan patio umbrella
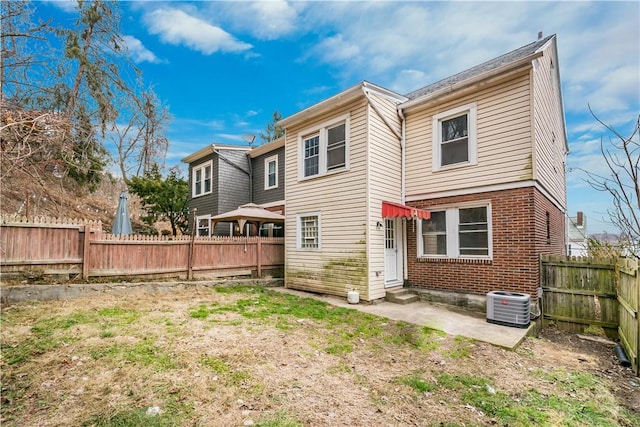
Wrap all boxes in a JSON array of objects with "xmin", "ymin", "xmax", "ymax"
[{"xmin": 210, "ymin": 203, "xmax": 284, "ymax": 235}]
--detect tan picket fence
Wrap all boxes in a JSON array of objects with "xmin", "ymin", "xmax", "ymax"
[{"xmin": 0, "ymin": 215, "xmax": 284, "ymax": 280}]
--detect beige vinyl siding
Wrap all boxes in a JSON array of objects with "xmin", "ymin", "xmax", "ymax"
[
  {"xmin": 365, "ymin": 93, "xmax": 403, "ymax": 300},
  {"xmin": 532, "ymin": 41, "xmax": 567, "ymax": 209},
  {"xmin": 285, "ymin": 98, "xmax": 370, "ymax": 298},
  {"xmin": 405, "ymin": 71, "xmax": 533, "ymax": 196}
]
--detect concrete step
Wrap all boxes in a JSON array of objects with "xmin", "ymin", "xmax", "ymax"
[{"xmin": 385, "ymin": 288, "xmax": 419, "ymax": 305}]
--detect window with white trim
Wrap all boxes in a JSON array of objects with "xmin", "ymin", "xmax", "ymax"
[
  {"xmin": 418, "ymin": 204, "xmax": 491, "ymax": 259},
  {"xmin": 432, "ymin": 103, "xmax": 477, "ymax": 171},
  {"xmin": 297, "ymin": 213, "xmax": 320, "ymax": 249},
  {"xmin": 192, "ymin": 161, "xmax": 212, "ymax": 197},
  {"xmin": 196, "ymin": 215, "xmax": 211, "ymax": 236},
  {"xmin": 264, "ymin": 155, "xmax": 278, "ymax": 190},
  {"xmin": 299, "ymin": 114, "xmax": 349, "ymax": 179}
]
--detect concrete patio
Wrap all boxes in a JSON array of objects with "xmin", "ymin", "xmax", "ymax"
[{"xmin": 274, "ymin": 287, "xmax": 533, "ymax": 350}]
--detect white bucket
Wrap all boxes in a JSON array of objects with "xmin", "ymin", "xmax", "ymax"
[{"xmin": 347, "ymin": 290, "xmax": 360, "ymax": 304}]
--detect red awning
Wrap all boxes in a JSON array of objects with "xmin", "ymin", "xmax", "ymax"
[{"xmin": 382, "ymin": 201, "xmax": 430, "ymax": 220}]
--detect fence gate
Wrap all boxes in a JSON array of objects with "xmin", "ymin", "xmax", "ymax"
[{"xmin": 617, "ymin": 258, "xmax": 639, "ymax": 374}]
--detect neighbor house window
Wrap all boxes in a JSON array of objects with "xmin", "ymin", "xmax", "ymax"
[
  {"xmin": 432, "ymin": 103, "xmax": 477, "ymax": 171},
  {"xmin": 418, "ymin": 203, "xmax": 491, "ymax": 259},
  {"xmin": 192, "ymin": 161, "xmax": 212, "ymax": 197},
  {"xmin": 196, "ymin": 215, "xmax": 211, "ymax": 236},
  {"xmin": 264, "ymin": 155, "xmax": 278, "ymax": 190},
  {"xmin": 297, "ymin": 213, "xmax": 320, "ymax": 249},
  {"xmin": 299, "ymin": 114, "xmax": 349, "ymax": 179}
]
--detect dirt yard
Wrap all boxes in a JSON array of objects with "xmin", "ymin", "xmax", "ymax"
[{"xmin": 1, "ymin": 285, "xmax": 639, "ymax": 426}]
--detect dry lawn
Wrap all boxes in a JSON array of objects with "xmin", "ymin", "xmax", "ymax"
[{"xmin": 1, "ymin": 285, "xmax": 639, "ymax": 427}]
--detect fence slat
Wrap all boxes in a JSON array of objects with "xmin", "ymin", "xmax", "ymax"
[
  {"xmin": 1, "ymin": 218, "xmax": 284, "ymax": 281},
  {"xmin": 541, "ymin": 255, "xmax": 639, "ymax": 375}
]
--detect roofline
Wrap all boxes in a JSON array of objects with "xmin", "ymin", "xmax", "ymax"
[
  {"xmin": 541, "ymin": 36, "xmax": 569, "ymax": 153},
  {"xmin": 399, "ymin": 51, "xmax": 544, "ymax": 111},
  {"xmin": 181, "ymin": 144, "xmax": 251, "ymax": 164},
  {"xmin": 279, "ymin": 81, "xmax": 405, "ymax": 128},
  {"xmin": 248, "ymin": 136, "xmax": 284, "ymax": 158}
]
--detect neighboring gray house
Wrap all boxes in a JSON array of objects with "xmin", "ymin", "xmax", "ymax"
[
  {"xmin": 567, "ymin": 211, "xmax": 588, "ymax": 256},
  {"xmin": 181, "ymin": 138, "xmax": 285, "ymax": 236}
]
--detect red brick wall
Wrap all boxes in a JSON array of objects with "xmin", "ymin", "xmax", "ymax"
[{"xmin": 406, "ymin": 186, "xmax": 565, "ymax": 299}]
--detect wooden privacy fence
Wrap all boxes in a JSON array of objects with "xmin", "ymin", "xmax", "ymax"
[
  {"xmin": 540, "ymin": 255, "xmax": 639, "ymax": 374},
  {"xmin": 1, "ymin": 215, "xmax": 284, "ymax": 280}
]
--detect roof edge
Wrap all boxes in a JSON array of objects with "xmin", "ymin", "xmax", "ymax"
[
  {"xmin": 279, "ymin": 81, "xmax": 405, "ymax": 128},
  {"xmin": 399, "ymin": 51, "xmax": 542, "ymax": 111},
  {"xmin": 181, "ymin": 144, "xmax": 251, "ymax": 164},
  {"xmin": 248, "ymin": 136, "xmax": 285, "ymax": 158}
]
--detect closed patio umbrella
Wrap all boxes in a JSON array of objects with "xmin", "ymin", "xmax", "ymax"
[{"xmin": 112, "ymin": 192, "xmax": 133, "ymax": 235}]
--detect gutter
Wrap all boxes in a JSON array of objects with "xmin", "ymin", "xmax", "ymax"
[{"xmin": 361, "ymin": 86, "xmax": 402, "ymax": 142}]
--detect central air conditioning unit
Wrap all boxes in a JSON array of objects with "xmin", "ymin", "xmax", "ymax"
[{"xmin": 486, "ymin": 291, "xmax": 531, "ymax": 328}]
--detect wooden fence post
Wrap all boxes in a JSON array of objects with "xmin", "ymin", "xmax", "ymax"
[
  {"xmin": 187, "ymin": 208, "xmax": 197, "ymax": 280},
  {"xmin": 256, "ymin": 238, "xmax": 262, "ymax": 278},
  {"xmin": 81, "ymin": 224, "xmax": 91, "ymax": 280}
]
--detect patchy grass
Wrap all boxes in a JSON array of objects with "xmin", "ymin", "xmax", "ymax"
[
  {"xmin": 396, "ymin": 374, "xmax": 436, "ymax": 394},
  {"xmin": 1, "ymin": 286, "xmax": 638, "ymax": 427}
]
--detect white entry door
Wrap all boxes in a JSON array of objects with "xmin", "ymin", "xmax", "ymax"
[{"xmin": 384, "ymin": 219, "xmax": 399, "ymax": 284}]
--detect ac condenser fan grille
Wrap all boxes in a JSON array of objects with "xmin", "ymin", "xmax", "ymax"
[{"xmin": 486, "ymin": 291, "xmax": 530, "ymax": 328}]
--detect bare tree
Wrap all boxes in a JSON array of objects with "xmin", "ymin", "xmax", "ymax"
[
  {"xmin": 583, "ymin": 108, "xmax": 640, "ymax": 256},
  {"xmin": 259, "ymin": 110, "xmax": 284, "ymax": 144},
  {"xmin": 110, "ymin": 85, "xmax": 171, "ymax": 182}
]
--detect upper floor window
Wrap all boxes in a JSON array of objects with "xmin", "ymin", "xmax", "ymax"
[
  {"xmin": 264, "ymin": 155, "xmax": 278, "ymax": 190},
  {"xmin": 432, "ymin": 103, "xmax": 477, "ymax": 171},
  {"xmin": 299, "ymin": 114, "xmax": 350, "ymax": 179},
  {"xmin": 418, "ymin": 203, "xmax": 491, "ymax": 259},
  {"xmin": 193, "ymin": 161, "xmax": 212, "ymax": 197},
  {"xmin": 304, "ymin": 135, "xmax": 320, "ymax": 177}
]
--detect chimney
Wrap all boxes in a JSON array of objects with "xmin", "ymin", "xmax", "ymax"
[
  {"xmin": 538, "ymin": 31, "xmax": 543, "ymax": 40},
  {"xmin": 577, "ymin": 211, "xmax": 583, "ymax": 227}
]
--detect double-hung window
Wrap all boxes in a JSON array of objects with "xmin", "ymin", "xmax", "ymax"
[
  {"xmin": 264, "ymin": 155, "xmax": 278, "ymax": 190},
  {"xmin": 297, "ymin": 213, "xmax": 320, "ymax": 249},
  {"xmin": 326, "ymin": 123, "xmax": 346, "ymax": 170},
  {"xmin": 300, "ymin": 114, "xmax": 349, "ymax": 179},
  {"xmin": 304, "ymin": 135, "xmax": 320, "ymax": 177},
  {"xmin": 432, "ymin": 103, "xmax": 477, "ymax": 171},
  {"xmin": 418, "ymin": 203, "xmax": 491, "ymax": 259},
  {"xmin": 192, "ymin": 161, "xmax": 212, "ymax": 197}
]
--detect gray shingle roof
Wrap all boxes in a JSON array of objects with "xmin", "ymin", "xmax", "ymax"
[{"xmin": 404, "ymin": 34, "xmax": 555, "ymax": 100}]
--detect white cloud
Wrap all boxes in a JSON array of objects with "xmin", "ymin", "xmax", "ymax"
[
  {"xmin": 312, "ymin": 34, "xmax": 360, "ymax": 63},
  {"xmin": 204, "ymin": 0, "xmax": 299, "ymax": 40},
  {"xmin": 246, "ymin": 1, "xmax": 298, "ymax": 40},
  {"xmin": 43, "ymin": 0, "xmax": 76, "ymax": 13},
  {"xmin": 122, "ymin": 35, "xmax": 163, "ymax": 64},
  {"xmin": 390, "ymin": 69, "xmax": 431, "ymax": 95},
  {"xmin": 143, "ymin": 8, "xmax": 252, "ymax": 55}
]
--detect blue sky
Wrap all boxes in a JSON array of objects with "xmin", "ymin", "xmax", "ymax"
[{"xmin": 38, "ymin": 1, "xmax": 640, "ymax": 234}]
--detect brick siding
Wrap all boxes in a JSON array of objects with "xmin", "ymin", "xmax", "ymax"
[{"xmin": 406, "ymin": 186, "xmax": 565, "ymax": 299}]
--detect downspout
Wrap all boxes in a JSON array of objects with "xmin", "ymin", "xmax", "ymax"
[
  {"xmin": 246, "ymin": 152, "xmax": 253, "ymax": 204},
  {"xmin": 398, "ymin": 107, "xmax": 408, "ymax": 282}
]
